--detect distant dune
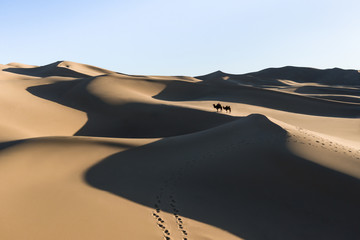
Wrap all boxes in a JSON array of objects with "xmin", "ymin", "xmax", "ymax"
[{"xmin": 0, "ymin": 61, "xmax": 359, "ymax": 240}]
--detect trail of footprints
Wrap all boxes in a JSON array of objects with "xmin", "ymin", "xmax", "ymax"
[
  {"xmin": 151, "ymin": 136, "xmax": 273, "ymax": 240},
  {"xmin": 170, "ymin": 194, "xmax": 188, "ymax": 239},
  {"xmin": 152, "ymin": 176, "xmax": 189, "ymax": 240},
  {"xmin": 285, "ymin": 127, "xmax": 360, "ymax": 160},
  {"xmin": 151, "ymin": 126, "xmax": 360, "ymax": 239}
]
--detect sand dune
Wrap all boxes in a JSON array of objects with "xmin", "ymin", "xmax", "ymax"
[
  {"xmin": 0, "ymin": 61, "xmax": 359, "ymax": 240},
  {"xmin": 198, "ymin": 66, "xmax": 360, "ymax": 86}
]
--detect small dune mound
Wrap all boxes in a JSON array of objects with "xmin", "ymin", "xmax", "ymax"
[
  {"xmin": 3, "ymin": 61, "xmax": 90, "ymax": 78},
  {"xmin": 56, "ymin": 61, "xmax": 116, "ymax": 76},
  {"xmin": 196, "ymin": 70, "xmax": 228, "ymax": 82},
  {"xmin": 2, "ymin": 60, "xmax": 119, "ymax": 79},
  {"xmin": 5, "ymin": 62, "xmax": 38, "ymax": 69}
]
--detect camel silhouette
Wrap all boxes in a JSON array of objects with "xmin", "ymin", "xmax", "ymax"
[
  {"xmin": 213, "ymin": 103, "xmax": 222, "ymax": 112},
  {"xmin": 223, "ymin": 105, "xmax": 231, "ymax": 113}
]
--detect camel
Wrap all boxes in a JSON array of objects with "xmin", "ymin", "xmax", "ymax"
[
  {"xmin": 223, "ymin": 105, "xmax": 231, "ymax": 113},
  {"xmin": 213, "ymin": 103, "xmax": 222, "ymax": 112}
]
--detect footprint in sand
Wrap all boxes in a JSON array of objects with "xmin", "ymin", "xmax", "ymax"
[
  {"xmin": 154, "ymin": 157, "xmax": 196, "ymax": 240},
  {"xmin": 168, "ymin": 190, "xmax": 190, "ymax": 239},
  {"xmin": 153, "ymin": 185, "xmax": 174, "ymax": 239}
]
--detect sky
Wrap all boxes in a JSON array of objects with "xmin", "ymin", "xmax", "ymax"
[{"xmin": 1, "ymin": 0, "xmax": 359, "ymax": 76}]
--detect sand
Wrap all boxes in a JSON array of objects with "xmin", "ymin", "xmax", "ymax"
[{"xmin": 0, "ymin": 61, "xmax": 359, "ymax": 240}]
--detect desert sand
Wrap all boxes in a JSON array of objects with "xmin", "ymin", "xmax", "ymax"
[{"xmin": 0, "ymin": 61, "xmax": 359, "ymax": 240}]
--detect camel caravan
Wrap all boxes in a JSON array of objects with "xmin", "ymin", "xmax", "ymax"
[{"xmin": 213, "ymin": 103, "xmax": 231, "ymax": 113}]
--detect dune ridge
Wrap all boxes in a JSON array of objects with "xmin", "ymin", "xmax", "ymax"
[
  {"xmin": 0, "ymin": 61, "xmax": 359, "ymax": 240},
  {"xmin": 198, "ymin": 66, "xmax": 360, "ymax": 86}
]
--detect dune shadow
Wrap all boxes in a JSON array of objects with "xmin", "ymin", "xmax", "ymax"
[
  {"xmin": 84, "ymin": 117, "xmax": 360, "ymax": 239},
  {"xmin": 74, "ymin": 102, "xmax": 238, "ymax": 138},
  {"xmin": 231, "ymin": 66, "xmax": 360, "ymax": 86},
  {"xmin": 0, "ymin": 139, "xmax": 25, "ymax": 150},
  {"xmin": 293, "ymin": 85, "xmax": 360, "ymax": 104},
  {"xmin": 294, "ymin": 86, "xmax": 360, "ymax": 96},
  {"xmin": 152, "ymin": 80, "xmax": 360, "ymax": 117},
  {"xmin": 26, "ymin": 80, "xmax": 238, "ymax": 138}
]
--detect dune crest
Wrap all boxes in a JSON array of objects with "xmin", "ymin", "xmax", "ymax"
[{"xmin": 1, "ymin": 61, "xmax": 360, "ymax": 240}]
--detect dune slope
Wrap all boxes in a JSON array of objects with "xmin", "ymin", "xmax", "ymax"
[{"xmin": 86, "ymin": 114, "xmax": 360, "ymax": 240}]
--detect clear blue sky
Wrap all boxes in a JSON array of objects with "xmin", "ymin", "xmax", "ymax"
[{"xmin": 1, "ymin": 0, "xmax": 359, "ymax": 76}]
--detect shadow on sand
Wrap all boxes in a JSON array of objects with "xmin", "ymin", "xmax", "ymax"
[
  {"xmin": 85, "ymin": 116, "xmax": 360, "ymax": 240},
  {"xmin": 152, "ymin": 80, "xmax": 360, "ymax": 117},
  {"xmin": 26, "ymin": 79, "xmax": 238, "ymax": 138}
]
